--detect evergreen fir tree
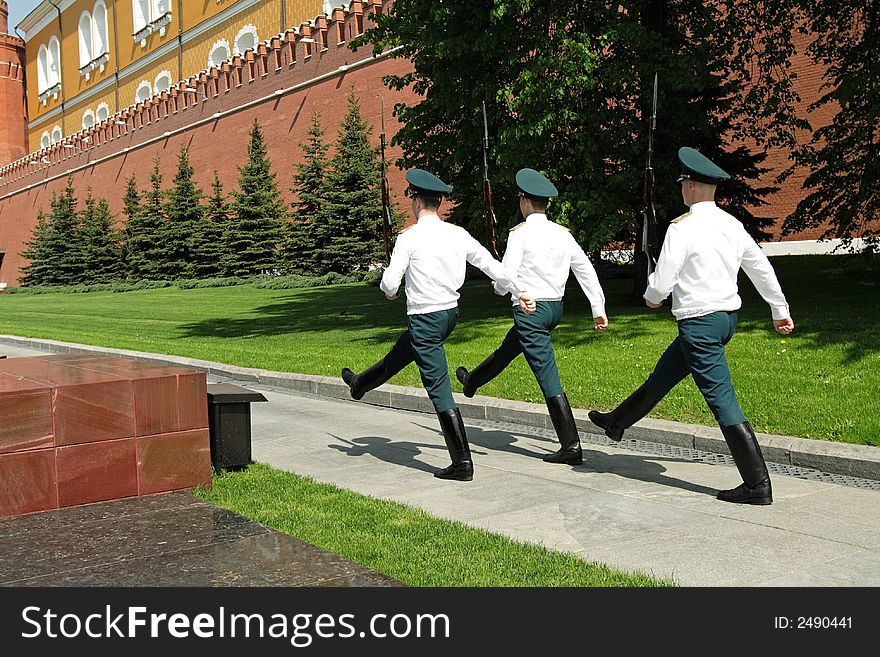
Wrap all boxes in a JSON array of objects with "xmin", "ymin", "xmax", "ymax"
[
  {"xmin": 161, "ymin": 145, "xmax": 204, "ymax": 278},
  {"xmin": 190, "ymin": 171, "xmax": 229, "ymax": 279},
  {"xmin": 315, "ymin": 86, "xmax": 388, "ymax": 274},
  {"xmin": 79, "ymin": 190, "xmax": 123, "ymax": 283},
  {"xmin": 120, "ymin": 174, "xmax": 141, "ymax": 276},
  {"xmin": 286, "ymin": 111, "xmax": 328, "ymax": 274},
  {"xmin": 224, "ymin": 119, "xmax": 287, "ymax": 277},
  {"xmin": 124, "ymin": 158, "xmax": 167, "ymax": 280},
  {"xmin": 34, "ymin": 177, "xmax": 85, "ymax": 285},
  {"xmin": 18, "ymin": 209, "xmax": 54, "ymax": 286}
]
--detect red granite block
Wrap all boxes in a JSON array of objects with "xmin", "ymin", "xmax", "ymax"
[
  {"xmin": 56, "ymin": 438, "xmax": 138, "ymax": 507},
  {"xmin": 177, "ymin": 372, "xmax": 209, "ymax": 431},
  {"xmin": 0, "ymin": 449, "xmax": 58, "ymax": 518},
  {"xmin": 0, "ymin": 358, "xmax": 125, "ymax": 386},
  {"xmin": 0, "ymin": 377, "xmax": 53, "ymax": 454},
  {"xmin": 133, "ymin": 375, "xmax": 178, "ymax": 436},
  {"xmin": 54, "ymin": 379, "xmax": 136, "ymax": 446},
  {"xmin": 136, "ymin": 428, "xmax": 212, "ymax": 495}
]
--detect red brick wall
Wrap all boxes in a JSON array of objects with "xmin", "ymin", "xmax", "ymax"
[{"xmin": 0, "ymin": 30, "xmax": 27, "ymax": 167}]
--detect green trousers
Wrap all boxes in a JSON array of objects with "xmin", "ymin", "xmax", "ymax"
[
  {"xmin": 381, "ymin": 308, "xmax": 459, "ymax": 413},
  {"xmin": 645, "ymin": 310, "xmax": 747, "ymax": 427},
  {"xmin": 482, "ymin": 300, "xmax": 565, "ymax": 398}
]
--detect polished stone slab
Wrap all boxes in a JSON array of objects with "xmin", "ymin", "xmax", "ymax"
[{"xmin": 0, "ymin": 491, "xmax": 402, "ymax": 587}]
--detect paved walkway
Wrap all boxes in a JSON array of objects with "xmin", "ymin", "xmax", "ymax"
[{"xmin": 3, "ymin": 335, "xmax": 880, "ymax": 587}]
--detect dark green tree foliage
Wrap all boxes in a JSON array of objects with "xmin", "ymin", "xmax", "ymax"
[
  {"xmin": 781, "ymin": 2, "xmax": 878, "ymax": 252},
  {"xmin": 120, "ymin": 174, "xmax": 141, "ymax": 275},
  {"xmin": 358, "ymin": 0, "xmax": 793, "ymax": 267},
  {"xmin": 160, "ymin": 145, "xmax": 204, "ymax": 278},
  {"xmin": 125, "ymin": 159, "xmax": 167, "ymax": 280},
  {"xmin": 191, "ymin": 171, "xmax": 230, "ymax": 278},
  {"xmin": 18, "ymin": 209, "xmax": 54, "ymax": 286},
  {"xmin": 23, "ymin": 178, "xmax": 85, "ymax": 285},
  {"xmin": 286, "ymin": 111, "xmax": 328, "ymax": 274},
  {"xmin": 225, "ymin": 119, "xmax": 287, "ymax": 277},
  {"xmin": 313, "ymin": 87, "xmax": 388, "ymax": 274},
  {"xmin": 79, "ymin": 190, "xmax": 123, "ymax": 283}
]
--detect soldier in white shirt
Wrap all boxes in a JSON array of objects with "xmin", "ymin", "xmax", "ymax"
[
  {"xmin": 589, "ymin": 147, "xmax": 795, "ymax": 505},
  {"xmin": 456, "ymin": 168, "xmax": 608, "ymax": 466},
  {"xmin": 341, "ymin": 169, "xmax": 530, "ymax": 482}
]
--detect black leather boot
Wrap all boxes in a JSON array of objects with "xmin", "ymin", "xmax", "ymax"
[
  {"xmin": 433, "ymin": 407, "xmax": 474, "ymax": 481},
  {"xmin": 717, "ymin": 421, "xmax": 773, "ymax": 505},
  {"xmin": 455, "ymin": 351, "xmax": 508, "ymax": 398},
  {"xmin": 588, "ymin": 383, "xmax": 659, "ymax": 442},
  {"xmin": 341, "ymin": 361, "xmax": 391, "ymax": 400},
  {"xmin": 543, "ymin": 394, "xmax": 583, "ymax": 465}
]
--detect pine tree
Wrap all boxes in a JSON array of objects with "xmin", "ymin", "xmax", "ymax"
[
  {"xmin": 33, "ymin": 177, "xmax": 85, "ymax": 285},
  {"xmin": 161, "ymin": 145, "xmax": 204, "ymax": 278},
  {"xmin": 224, "ymin": 119, "xmax": 287, "ymax": 277},
  {"xmin": 190, "ymin": 171, "xmax": 229, "ymax": 279},
  {"xmin": 79, "ymin": 190, "xmax": 123, "ymax": 284},
  {"xmin": 315, "ymin": 86, "xmax": 388, "ymax": 274},
  {"xmin": 286, "ymin": 111, "xmax": 328, "ymax": 274},
  {"xmin": 120, "ymin": 174, "xmax": 141, "ymax": 276},
  {"xmin": 18, "ymin": 209, "xmax": 54, "ymax": 286},
  {"xmin": 124, "ymin": 158, "xmax": 166, "ymax": 280}
]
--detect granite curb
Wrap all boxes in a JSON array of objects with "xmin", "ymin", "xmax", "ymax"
[{"xmin": 3, "ymin": 334, "xmax": 879, "ymax": 482}]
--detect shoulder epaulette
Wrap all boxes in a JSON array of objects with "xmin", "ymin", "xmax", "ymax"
[
  {"xmin": 671, "ymin": 211, "xmax": 691, "ymax": 224},
  {"xmin": 510, "ymin": 222, "xmax": 526, "ymax": 232}
]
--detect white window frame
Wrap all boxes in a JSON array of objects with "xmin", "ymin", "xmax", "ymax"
[
  {"xmin": 135, "ymin": 80, "xmax": 153, "ymax": 104},
  {"xmin": 37, "ymin": 45, "xmax": 48, "ymax": 93},
  {"xmin": 133, "ymin": 0, "xmax": 172, "ymax": 44},
  {"xmin": 79, "ymin": 12, "xmax": 93, "ymax": 69},
  {"xmin": 82, "ymin": 109, "xmax": 96, "ymax": 131},
  {"xmin": 93, "ymin": 1, "xmax": 109, "ymax": 58},
  {"xmin": 154, "ymin": 70, "xmax": 172, "ymax": 94},
  {"xmin": 47, "ymin": 36, "xmax": 61, "ymax": 87},
  {"xmin": 41, "ymin": 131, "xmax": 51, "ymax": 149},
  {"xmin": 96, "ymin": 102, "xmax": 110, "ymax": 123},
  {"xmin": 233, "ymin": 24, "xmax": 258, "ymax": 56},
  {"xmin": 51, "ymin": 127, "xmax": 63, "ymax": 144},
  {"xmin": 208, "ymin": 39, "xmax": 230, "ymax": 69},
  {"xmin": 132, "ymin": 0, "xmax": 149, "ymax": 33}
]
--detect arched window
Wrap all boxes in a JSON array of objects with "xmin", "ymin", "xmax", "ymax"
[
  {"xmin": 47, "ymin": 36, "xmax": 61, "ymax": 88},
  {"xmin": 51, "ymin": 127, "xmax": 63, "ymax": 144},
  {"xmin": 209, "ymin": 39, "xmax": 230, "ymax": 68},
  {"xmin": 82, "ymin": 110, "xmax": 96, "ymax": 131},
  {"xmin": 96, "ymin": 103, "xmax": 110, "ymax": 122},
  {"xmin": 135, "ymin": 80, "xmax": 153, "ymax": 103},
  {"xmin": 93, "ymin": 2, "xmax": 109, "ymax": 56},
  {"xmin": 41, "ymin": 132, "xmax": 51, "ymax": 149},
  {"xmin": 234, "ymin": 24, "xmax": 257, "ymax": 56},
  {"xmin": 37, "ymin": 45, "xmax": 49, "ymax": 93},
  {"xmin": 79, "ymin": 12, "xmax": 94, "ymax": 68},
  {"xmin": 154, "ymin": 70, "xmax": 172, "ymax": 94},
  {"xmin": 132, "ymin": 0, "xmax": 149, "ymax": 32},
  {"xmin": 152, "ymin": 0, "xmax": 170, "ymax": 16}
]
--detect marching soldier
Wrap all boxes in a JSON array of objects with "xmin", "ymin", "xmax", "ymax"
[
  {"xmin": 589, "ymin": 147, "xmax": 795, "ymax": 505},
  {"xmin": 341, "ymin": 169, "xmax": 531, "ymax": 482},
  {"xmin": 456, "ymin": 168, "xmax": 608, "ymax": 466}
]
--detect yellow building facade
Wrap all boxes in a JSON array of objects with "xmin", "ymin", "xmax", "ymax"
[{"xmin": 19, "ymin": 0, "xmax": 333, "ymax": 153}]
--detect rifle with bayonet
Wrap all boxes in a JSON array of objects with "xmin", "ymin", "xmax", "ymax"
[
  {"xmin": 641, "ymin": 73, "xmax": 659, "ymax": 276},
  {"xmin": 379, "ymin": 97, "xmax": 393, "ymax": 263},
  {"xmin": 481, "ymin": 101, "xmax": 501, "ymax": 260}
]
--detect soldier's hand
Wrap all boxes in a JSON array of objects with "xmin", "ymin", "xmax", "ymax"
[
  {"xmin": 593, "ymin": 315, "xmax": 608, "ymax": 331},
  {"xmin": 773, "ymin": 317, "xmax": 794, "ymax": 334},
  {"xmin": 518, "ymin": 294, "xmax": 537, "ymax": 314},
  {"xmin": 645, "ymin": 299, "xmax": 663, "ymax": 309}
]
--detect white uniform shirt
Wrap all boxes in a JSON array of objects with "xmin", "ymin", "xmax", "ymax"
[
  {"xmin": 381, "ymin": 214, "xmax": 523, "ymax": 315},
  {"xmin": 644, "ymin": 201, "xmax": 790, "ymax": 321},
  {"xmin": 493, "ymin": 213, "xmax": 606, "ymax": 319}
]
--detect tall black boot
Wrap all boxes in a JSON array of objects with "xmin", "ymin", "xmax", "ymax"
[
  {"xmin": 455, "ymin": 352, "xmax": 508, "ymax": 398},
  {"xmin": 433, "ymin": 407, "xmax": 474, "ymax": 482},
  {"xmin": 588, "ymin": 383, "xmax": 660, "ymax": 442},
  {"xmin": 717, "ymin": 421, "xmax": 773, "ymax": 505},
  {"xmin": 543, "ymin": 394, "xmax": 583, "ymax": 465},
  {"xmin": 341, "ymin": 361, "xmax": 392, "ymax": 400}
]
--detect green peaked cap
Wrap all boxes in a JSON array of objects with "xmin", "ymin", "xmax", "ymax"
[
  {"xmin": 677, "ymin": 147, "xmax": 730, "ymax": 184},
  {"xmin": 406, "ymin": 168, "xmax": 452, "ymax": 196},
  {"xmin": 516, "ymin": 168, "xmax": 558, "ymax": 199}
]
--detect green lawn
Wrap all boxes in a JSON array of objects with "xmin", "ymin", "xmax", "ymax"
[
  {"xmin": 195, "ymin": 463, "xmax": 672, "ymax": 587},
  {"xmin": 2, "ymin": 254, "xmax": 878, "ymax": 444}
]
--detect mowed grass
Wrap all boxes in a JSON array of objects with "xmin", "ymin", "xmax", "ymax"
[
  {"xmin": 1, "ymin": 254, "xmax": 878, "ymax": 444},
  {"xmin": 195, "ymin": 463, "xmax": 672, "ymax": 587}
]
